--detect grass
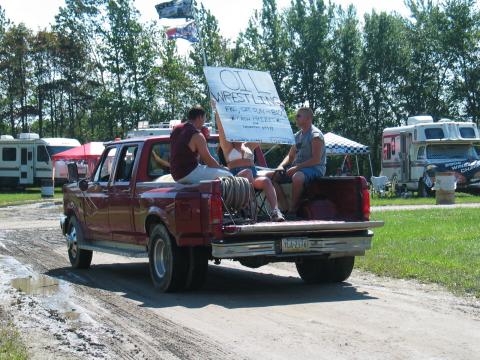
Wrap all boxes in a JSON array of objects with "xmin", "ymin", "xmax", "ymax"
[
  {"xmin": 370, "ymin": 191, "xmax": 480, "ymax": 206},
  {"xmin": 0, "ymin": 320, "xmax": 28, "ymax": 360},
  {"xmin": 0, "ymin": 187, "xmax": 63, "ymax": 207},
  {"xmin": 356, "ymin": 208, "xmax": 480, "ymax": 298}
]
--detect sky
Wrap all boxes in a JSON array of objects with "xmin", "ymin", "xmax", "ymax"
[{"xmin": 2, "ymin": 0, "xmax": 411, "ymax": 41}]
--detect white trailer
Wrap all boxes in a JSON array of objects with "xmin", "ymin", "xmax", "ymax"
[
  {"xmin": 381, "ymin": 116, "xmax": 480, "ymax": 195},
  {"xmin": 0, "ymin": 133, "xmax": 80, "ymax": 187}
]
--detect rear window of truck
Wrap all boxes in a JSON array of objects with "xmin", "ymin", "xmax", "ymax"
[{"xmin": 147, "ymin": 140, "xmax": 222, "ymax": 178}]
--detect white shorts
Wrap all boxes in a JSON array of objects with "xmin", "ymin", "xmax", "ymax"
[{"xmin": 177, "ymin": 165, "xmax": 232, "ymax": 184}]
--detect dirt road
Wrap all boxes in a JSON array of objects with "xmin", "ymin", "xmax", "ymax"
[{"xmin": 0, "ymin": 203, "xmax": 479, "ymax": 359}]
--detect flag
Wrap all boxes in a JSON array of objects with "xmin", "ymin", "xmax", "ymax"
[
  {"xmin": 166, "ymin": 21, "xmax": 199, "ymax": 43},
  {"xmin": 155, "ymin": 0, "xmax": 193, "ymax": 19}
]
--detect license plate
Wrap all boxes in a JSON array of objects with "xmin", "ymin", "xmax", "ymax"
[{"xmin": 281, "ymin": 237, "xmax": 310, "ymax": 253}]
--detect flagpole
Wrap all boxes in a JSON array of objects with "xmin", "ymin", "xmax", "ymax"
[
  {"xmin": 157, "ymin": 0, "xmax": 215, "ymax": 130},
  {"xmin": 192, "ymin": 0, "xmax": 208, "ymax": 68},
  {"xmin": 191, "ymin": 1, "xmax": 216, "ymax": 130}
]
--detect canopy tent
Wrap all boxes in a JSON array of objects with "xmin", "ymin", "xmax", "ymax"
[
  {"xmin": 324, "ymin": 132, "xmax": 369, "ymax": 155},
  {"xmin": 52, "ymin": 142, "xmax": 105, "ymax": 178},
  {"xmin": 323, "ymin": 132, "xmax": 373, "ymax": 177}
]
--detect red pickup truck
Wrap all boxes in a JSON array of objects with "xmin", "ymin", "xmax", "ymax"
[{"xmin": 60, "ymin": 135, "xmax": 383, "ymax": 292}]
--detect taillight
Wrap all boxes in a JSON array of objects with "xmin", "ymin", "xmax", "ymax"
[
  {"xmin": 209, "ymin": 195, "xmax": 222, "ymax": 225},
  {"xmin": 360, "ymin": 177, "xmax": 370, "ymax": 221}
]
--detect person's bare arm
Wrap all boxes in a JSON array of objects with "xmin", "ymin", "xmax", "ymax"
[
  {"xmin": 215, "ymin": 111, "xmax": 233, "ymax": 154},
  {"xmin": 152, "ymin": 150, "xmax": 170, "ymax": 168},
  {"xmin": 286, "ymin": 138, "xmax": 322, "ymax": 176},
  {"xmin": 192, "ymin": 133, "xmax": 222, "ymax": 168},
  {"xmin": 212, "ymin": 100, "xmax": 232, "ymax": 155},
  {"xmin": 278, "ymin": 145, "xmax": 296, "ymax": 169}
]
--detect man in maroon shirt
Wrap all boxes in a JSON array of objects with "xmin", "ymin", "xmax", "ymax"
[{"xmin": 170, "ymin": 105, "xmax": 231, "ymax": 184}]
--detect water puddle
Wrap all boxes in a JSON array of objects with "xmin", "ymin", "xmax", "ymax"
[
  {"xmin": 64, "ymin": 310, "xmax": 80, "ymax": 321},
  {"xmin": 11, "ymin": 275, "xmax": 60, "ymax": 296}
]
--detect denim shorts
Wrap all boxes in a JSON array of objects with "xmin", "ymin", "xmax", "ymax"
[
  {"xmin": 274, "ymin": 166, "xmax": 323, "ymax": 184},
  {"xmin": 299, "ymin": 166, "xmax": 324, "ymax": 183},
  {"xmin": 230, "ymin": 166, "xmax": 258, "ymax": 178}
]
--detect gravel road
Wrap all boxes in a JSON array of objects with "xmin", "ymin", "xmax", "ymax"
[{"xmin": 0, "ymin": 202, "xmax": 479, "ymax": 359}]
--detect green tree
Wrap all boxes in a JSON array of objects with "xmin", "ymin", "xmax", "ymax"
[
  {"xmin": 235, "ymin": 1, "xmax": 289, "ymax": 102},
  {"xmin": 0, "ymin": 6, "xmax": 10, "ymax": 134},
  {"xmin": 404, "ymin": 0, "xmax": 453, "ymax": 119},
  {"xmin": 443, "ymin": 0, "xmax": 480, "ymax": 124},
  {"xmin": 359, "ymin": 11, "xmax": 410, "ymax": 173},
  {"xmin": 188, "ymin": 4, "xmax": 232, "ymax": 113},
  {"xmin": 0, "ymin": 24, "xmax": 33, "ymax": 135},
  {"xmin": 329, "ymin": 5, "xmax": 362, "ymax": 136},
  {"xmin": 285, "ymin": 0, "xmax": 335, "ymax": 119}
]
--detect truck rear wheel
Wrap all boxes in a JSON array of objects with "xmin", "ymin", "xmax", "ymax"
[
  {"xmin": 148, "ymin": 224, "xmax": 188, "ymax": 292},
  {"xmin": 67, "ymin": 217, "xmax": 93, "ymax": 269},
  {"xmin": 185, "ymin": 247, "xmax": 209, "ymax": 290},
  {"xmin": 296, "ymin": 256, "xmax": 355, "ymax": 284}
]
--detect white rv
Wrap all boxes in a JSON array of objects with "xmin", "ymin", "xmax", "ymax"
[
  {"xmin": 381, "ymin": 116, "xmax": 480, "ymax": 195},
  {"xmin": 0, "ymin": 133, "xmax": 80, "ymax": 187}
]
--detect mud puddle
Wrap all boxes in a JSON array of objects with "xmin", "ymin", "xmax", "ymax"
[
  {"xmin": 11, "ymin": 275, "xmax": 60, "ymax": 296},
  {"xmin": 0, "ymin": 255, "xmax": 110, "ymax": 359}
]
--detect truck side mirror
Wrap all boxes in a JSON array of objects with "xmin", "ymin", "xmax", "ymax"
[
  {"xmin": 67, "ymin": 162, "xmax": 79, "ymax": 183},
  {"xmin": 78, "ymin": 178, "xmax": 89, "ymax": 192}
]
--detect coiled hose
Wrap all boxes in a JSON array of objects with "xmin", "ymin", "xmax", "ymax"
[{"xmin": 219, "ymin": 176, "xmax": 256, "ymax": 217}]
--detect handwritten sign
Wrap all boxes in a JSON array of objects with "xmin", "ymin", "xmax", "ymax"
[{"xmin": 203, "ymin": 66, "xmax": 295, "ymax": 145}]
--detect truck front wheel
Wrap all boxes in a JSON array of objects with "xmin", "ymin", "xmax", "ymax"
[
  {"xmin": 296, "ymin": 256, "xmax": 355, "ymax": 283},
  {"xmin": 148, "ymin": 224, "xmax": 188, "ymax": 292},
  {"xmin": 67, "ymin": 217, "xmax": 93, "ymax": 269}
]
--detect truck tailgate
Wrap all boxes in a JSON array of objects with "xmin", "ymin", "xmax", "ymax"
[
  {"xmin": 213, "ymin": 220, "xmax": 384, "ymax": 259},
  {"xmin": 223, "ymin": 220, "xmax": 384, "ymax": 236}
]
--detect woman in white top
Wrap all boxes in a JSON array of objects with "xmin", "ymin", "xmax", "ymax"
[{"xmin": 214, "ymin": 104, "xmax": 285, "ymax": 222}]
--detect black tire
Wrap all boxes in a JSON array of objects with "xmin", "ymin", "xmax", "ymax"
[
  {"xmin": 67, "ymin": 217, "xmax": 93, "ymax": 269},
  {"xmin": 296, "ymin": 256, "xmax": 355, "ymax": 284},
  {"xmin": 148, "ymin": 224, "xmax": 189, "ymax": 292},
  {"xmin": 185, "ymin": 247, "xmax": 209, "ymax": 290}
]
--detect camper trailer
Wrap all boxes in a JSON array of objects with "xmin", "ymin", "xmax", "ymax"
[
  {"xmin": 0, "ymin": 133, "xmax": 80, "ymax": 187},
  {"xmin": 381, "ymin": 116, "xmax": 480, "ymax": 195}
]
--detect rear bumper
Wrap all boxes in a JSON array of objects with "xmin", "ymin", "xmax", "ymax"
[{"xmin": 212, "ymin": 230, "xmax": 373, "ymax": 259}]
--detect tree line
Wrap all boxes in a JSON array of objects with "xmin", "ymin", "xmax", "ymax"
[{"xmin": 0, "ymin": 0, "xmax": 479, "ymax": 172}]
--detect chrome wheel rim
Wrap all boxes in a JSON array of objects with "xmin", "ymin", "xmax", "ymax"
[
  {"xmin": 153, "ymin": 238, "xmax": 167, "ymax": 279},
  {"xmin": 68, "ymin": 226, "xmax": 78, "ymax": 258}
]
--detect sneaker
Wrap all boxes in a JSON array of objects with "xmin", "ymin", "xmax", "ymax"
[{"xmin": 270, "ymin": 208, "xmax": 285, "ymax": 222}]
